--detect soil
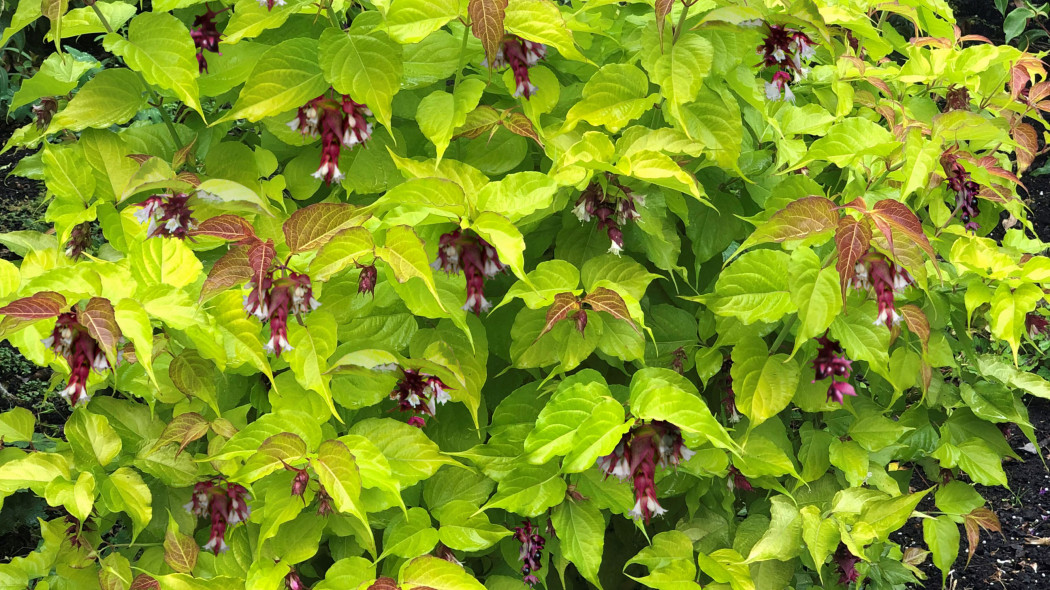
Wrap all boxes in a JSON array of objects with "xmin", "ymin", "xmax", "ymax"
[{"xmin": 892, "ymin": 396, "xmax": 1050, "ymax": 590}]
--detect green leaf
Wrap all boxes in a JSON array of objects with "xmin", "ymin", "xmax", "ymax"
[
  {"xmin": 500, "ymin": 260, "xmax": 580, "ymax": 310},
  {"xmin": 48, "ymin": 67, "xmax": 145, "ymax": 133},
  {"xmin": 399, "ymin": 556, "xmax": 486, "ymax": 590},
  {"xmin": 1005, "ymin": 7, "xmax": 1033, "ymax": 41},
  {"xmin": 319, "ymin": 27, "xmax": 403, "ymax": 131},
  {"xmin": 504, "ymin": 0, "xmax": 588, "ymax": 62},
  {"xmin": 103, "ymin": 13, "xmax": 202, "ymax": 116},
  {"xmin": 220, "ymin": 38, "xmax": 329, "ymax": 123},
  {"xmin": 564, "ymin": 64, "xmax": 659, "ymax": 133},
  {"xmin": 563, "ymin": 397, "xmax": 633, "ymax": 473},
  {"xmin": 416, "ymin": 79, "xmax": 485, "ymax": 162},
  {"xmin": 222, "ymin": 0, "xmax": 313, "ymax": 44},
  {"xmin": 377, "ymin": 225, "xmax": 446, "ymax": 311},
  {"xmin": 381, "ymin": 507, "xmax": 439, "ymax": 560},
  {"xmin": 697, "ymin": 250, "xmax": 794, "ymax": 325},
  {"xmin": 647, "ymin": 32, "xmax": 713, "ymax": 126},
  {"xmin": 552, "ymin": 499, "xmax": 606, "ymax": 588},
  {"xmin": 923, "ymin": 515, "xmax": 960, "ymax": 586},
  {"xmin": 524, "ymin": 379, "xmax": 605, "ymax": 464},
  {"xmin": 789, "ymin": 247, "xmax": 842, "ymax": 353},
  {"xmin": 800, "ymin": 506, "xmax": 839, "ymax": 572},
  {"xmin": 849, "ymin": 414, "xmax": 911, "ymax": 451},
  {"xmin": 481, "ymin": 463, "xmax": 567, "ymax": 517},
  {"xmin": 436, "ymin": 500, "xmax": 512, "ymax": 552},
  {"xmin": 287, "ymin": 310, "xmax": 339, "ymax": 418},
  {"xmin": 976, "ymin": 354, "xmax": 1050, "ymax": 399},
  {"xmin": 383, "ymin": 0, "xmax": 461, "ymax": 43},
  {"xmin": 310, "ymin": 227, "xmax": 375, "ymax": 281},
  {"xmin": 859, "ymin": 489, "xmax": 930, "ymax": 539},
  {"xmin": 314, "ymin": 558, "xmax": 375, "ymax": 590},
  {"xmin": 11, "ymin": 51, "xmax": 97, "ymax": 110},
  {"xmin": 805, "ymin": 117, "xmax": 897, "ymax": 167},
  {"xmin": 629, "ymin": 368, "xmax": 737, "ymax": 451},
  {"xmin": 829, "ymin": 299, "xmax": 891, "ymax": 377},
  {"xmin": 42, "ymin": 143, "xmax": 94, "ymax": 205},
  {"xmin": 67, "ymin": 408, "xmax": 122, "ymax": 467},
  {"xmin": 348, "ymin": 418, "xmax": 461, "ymax": 487},
  {"xmin": 678, "ymin": 85, "xmax": 743, "ymax": 171},
  {"xmin": 129, "ymin": 237, "xmax": 203, "ymax": 290},
  {"xmin": 312, "ymin": 439, "xmax": 370, "ymax": 531},
  {"xmin": 475, "ymin": 171, "xmax": 557, "ymax": 221},
  {"xmin": 625, "ymin": 531, "xmax": 701, "ymax": 590},
  {"xmin": 730, "ymin": 336, "xmax": 800, "ymax": 428},
  {"xmin": 616, "ymin": 150, "xmax": 703, "ymax": 199},
  {"xmin": 471, "ymin": 211, "xmax": 527, "ymax": 281}
]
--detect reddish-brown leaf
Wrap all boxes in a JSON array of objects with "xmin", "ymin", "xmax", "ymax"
[
  {"xmin": 177, "ymin": 171, "xmax": 201, "ymax": 187},
  {"xmin": 369, "ymin": 578, "xmax": 400, "ymax": 590},
  {"xmin": 78, "ymin": 297, "xmax": 122, "ymax": 363},
  {"xmin": 0, "ymin": 291, "xmax": 67, "ymax": 320},
  {"xmin": 1028, "ymin": 80, "xmax": 1050, "ymax": 104},
  {"xmin": 210, "ymin": 417, "xmax": 239, "ymax": 439},
  {"xmin": 870, "ymin": 199, "xmax": 935, "ymax": 263},
  {"xmin": 129, "ymin": 575, "xmax": 160, "ymax": 590},
  {"xmin": 655, "ymin": 0, "xmax": 675, "ymax": 47},
  {"xmin": 1013, "ymin": 123, "xmax": 1039, "ymax": 174},
  {"xmin": 1011, "ymin": 62, "xmax": 1031, "ymax": 100},
  {"xmin": 190, "ymin": 215, "xmax": 257, "ymax": 242},
  {"xmin": 454, "ymin": 105, "xmax": 501, "ymax": 140},
  {"xmin": 920, "ymin": 361, "xmax": 932, "ymax": 392},
  {"xmin": 898, "ymin": 304, "xmax": 930, "ymax": 353},
  {"xmin": 155, "ymin": 412, "xmax": 210, "ymax": 456},
  {"xmin": 163, "ymin": 522, "xmax": 199, "ymax": 573},
  {"xmin": 284, "ymin": 203, "xmax": 372, "ymax": 253},
  {"xmin": 468, "ymin": 0, "xmax": 508, "ymax": 66},
  {"xmin": 835, "ymin": 216, "xmax": 872, "ymax": 304},
  {"xmin": 501, "ymin": 111, "xmax": 543, "ymax": 147},
  {"xmin": 963, "ymin": 507, "xmax": 1001, "ymax": 566},
  {"xmin": 539, "ymin": 292, "xmax": 581, "ymax": 339},
  {"xmin": 248, "ymin": 238, "xmax": 277, "ymax": 289},
  {"xmin": 172, "ymin": 137, "xmax": 197, "ymax": 171},
  {"xmin": 127, "ymin": 154, "xmax": 152, "ymax": 165},
  {"xmin": 583, "ymin": 287, "xmax": 639, "ymax": 333},
  {"xmin": 866, "ymin": 77, "xmax": 893, "ymax": 97},
  {"xmin": 200, "ymin": 244, "xmax": 253, "ymax": 302}
]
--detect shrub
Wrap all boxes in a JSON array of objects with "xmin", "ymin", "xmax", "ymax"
[{"xmin": 0, "ymin": 0, "xmax": 1047, "ymax": 589}]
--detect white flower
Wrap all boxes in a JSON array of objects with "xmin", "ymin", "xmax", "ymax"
[
  {"xmin": 608, "ymin": 241, "xmax": 623, "ymax": 256},
  {"xmin": 462, "ymin": 294, "xmax": 492, "ymax": 313},
  {"xmin": 765, "ymin": 81, "xmax": 782, "ymax": 101},
  {"xmin": 572, "ymin": 201, "xmax": 592, "ymax": 222},
  {"xmin": 264, "ymin": 334, "xmax": 293, "ymax": 354},
  {"xmin": 203, "ymin": 537, "xmax": 229, "ymax": 554},
  {"xmin": 629, "ymin": 497, "xmax": 666, "ymax": 520}
]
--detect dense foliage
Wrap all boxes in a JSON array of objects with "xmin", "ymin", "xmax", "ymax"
[{"xmin": 1, "ymin": 0, "xmax": 1049, "ymax": 589}]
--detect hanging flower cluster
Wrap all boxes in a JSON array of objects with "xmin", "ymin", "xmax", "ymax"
[
  {"xmin": 942, "ymin": 155, "xmax": 981, "ymax": 232},
  {"xmin": 721, "ymin": 358, "xmax": 741, "ymax": 423},
  {"xmin": 284, "ymin": 570, "xmax": 306, "ymax": 590},
  {"xmin": 432, "ymin": 229, "xmax": 507, "ymax": 314},
  {"xmin": 33, "ymin": 96, "xmax": 58, "ymax": 131},
  {"xmin": 316, "ymin": 485, "xmax": 335, "ymax": 517},
  {"xmin": 65, "ymin": 222, "xmax": 92, "ymax": 260},
  {"xmin": 833, "ymin": 543, "xmax": 861, "ymax": 585},
  {"xmin": 596, "ymin": 420, "xmax": 693, "ymax": 523},
  {"xmin": 757, "ymin": 24, "xmax": 816, "ymax": 102},
  {"xmin": 184, "ymin": 479, "xmax": 251, "ymax": 554},
  {"xmin": 812, "ymin": 335, "xmax": 856, "ymax": 404},
  {"xmin": 288, "ymin": 91, "xmax": 374, "ymax": 184},
  {"xmin": 190, "ymin": 5, "xmax": 225, "ymax": 73},
  {"xmin": 284, "ymin": 462, "xmax": 310, "ymax": 499},
  {"xmin": 852, "ymin": 253, "xmax": 913, "ymax": 328},
  {"xmin": 64, "ymin": 514, "xmax": 91, "ymax": 549},
  {"xmin": 134, "ymin": 193, "xmax": 198, "ymax": 239},
  {"xmin": 357, "ymin": 264, "xmax": 377, "ymax": 296},
  {"xmin": 390, "ymin": 368, "xmax": 451, "ymax": 428},
  {"xmin": 43, "ymin": 312, "xmax": 111, "ymax": 406},
  {"xmin": 513, "ymin": 520, "xmax": 546, "ymax": 586},
  {"xmin": 244, "ymin": 268, "xmax": 321, "ymax": 357},
  {"xmin": 255, "ymin": 0, "xmax": 285, "ymax": 10},
  {"xmin": 572, "ymin": 179, "xmax": 644, "ymax": 255},
  {"xmin": 726, "ymin": 465, "xmax": 752, "ymax": 492},
  {"xmin": 482, "ymin": 35, "xmax": 546, "ymax": 99},
  {"xmin": 1027, "ymin": 312, "xmax": 1049, "ymax": 338}
]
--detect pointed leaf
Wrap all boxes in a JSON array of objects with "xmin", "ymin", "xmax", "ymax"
[
  {"xmin": 501, "ymin": 111, "xmax": 542, "ymax": 146},
  {"xmin": 163, "ymin": 513, "xmax": 199, "ymax": 574},
  {"xmin": 200, "ymin": 244, "xmax": 253, "ymax": 302},
  {"xmin": 834, "ymin": 216, "xmax": 872, "ymax": 305},
  {"xmin": 155, "ymin": 413, "xmax": 210, "ymax": 456},
  {"xmin": 79, "ymin": 297, "xmax": 121, "ymax": 363},
  {"xmin": 319, "ymin": 28, "xmax": 402, "ymax": 130},
  {"xmin": 284, "ymin": 203, "xmax": 372, "ymax": 253},
  {"xmin": 376, "ymin": 225, "xmax": 445, "ymax": 310},
  {"xmin": 310, "ymin": 227, "xmax": 375, "ymax": 282},
  {"xmin": 735, "ymin": 196, "xmax": 839, "ymax": 257},
  {"xmin": 540, "ymin": 292, "xmax": 581, "ymax": 338},
  {"xmin": 469, "ymin": 0, "xmax": 508, "ymax": 65},
  {"xmin": 898, "ymin": 304, "xmax": 930, "ymax": 354},
  {"xmin": 190, "ymin": 215, "xmax": 257, "ymax": 242},
  {"xmin": 870, "ymin": 199, "xmax": 935, "ymax": 263},
  {"xmin": 583, "ymin": 287, "xmax": 638, "ymax": 332},
  {"xmin": 0, "ymin": 291, "xmax": 67, "ymax": 320},
  {"xmin": 220, "ymin": 38, "xmax": 329, "ymax": 123}
]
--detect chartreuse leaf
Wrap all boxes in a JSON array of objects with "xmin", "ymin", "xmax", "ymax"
[
  {"xmin": 222, "ymin": 0, "xmax": 313, "ymax": 44},
  {"xmin": 436, "ymin": 500, "xmax": 511, "ymax": 552},
  {"xmin": 399, "ymin": 555, "xmax": 486, "ymax": 590},
  {"xmin": 219, "ymin": 38, "xmax": 329, "ymax": 124},
  {"xmin": 829, "ymin": 298, "xmax": 891, "ymax": 377},
  {"xmin": 481, "ymin": 462, "xmax": 566, "ymax": 517},
  {"xmin": 648, "ymin": 32, "xmax": 713, "ymax": 126},
  {"xmin": 380, "ymin": 507, "xmax": 439, "ymax": 560},
  {"xmin": 67, "ymin": 408, "xmax": 122, "ymax": 467},
  {"xmin": 349, "ymin": 418, "xmax": 462, "ymax": 487},
  {"xmin": 313, "ymin": 440, "xmax": 372, "ymax": 541},
  {"xmin": 628, "ymin": 368, "xmax": 738, "ymax": 452},
  {"xmin": 923, "ymin": 515, "xmax": 960, "ymax": 586},
  {"xmin": 730, "ymin": 336, "xmax": 800, "ymax": 428},
  {"xmin": 319, "ymin": 27, "xmax": 403, "ymax": 131},
  {"xmin": 746, "ymin": 496, "xmax": 802, "ymax": 562},
  {"xmin": 314, "ymin": 558, "xmax": 375, "ymax": 590},
  {"xmin": 988, "ymin": 282, "xmax": 1042, "ymax": 363},
  {"xmin": 48, "ymin": 68, "xmax": 146, "ymax": 133},
  {"xmin": 565, "ymin": 64, "xmax": 659, "ymax": 133},
  {"xmin": 383, "ymin": 0, "xmax": 461, "ymax": 44},
  {"xmin": 500, "ymin": 260, "xmax": 580, "ymax": 310},
  {"xmin": 552, "ymin": 499, "xmax": 606, "ymax": 589},
  {"xmin": 503, "ymin": 0, "xmax": 589, "ymax": 63},
  {"xmin": 788, "ymin": 247, "xmax": 842, "ymax": 354},
  {"xmin": 625, "ymin": 531, "xmax": 702, "ymax": 590},
  {"xmin": 103, "ymin": 13, "xmax": 202, "ymax": 116},
  {"xmin": 0, "ymin": 408, "xmax": 35, "ymax": 443},
  {"xmin": 377, "ymin": 225, "xmax": 447, "ymax": 312},
  {"xmin": 163, "ymin": 512, "xmax": 198, "ymax": 574},
  {"xmin": 101, "ymin": 467, "xmax": 152, "ymax": 541},
  {"xmin": 287, "ymin": 310, "xmax": 339, "ymax": 420},
  {"xmin": 471, "ymin": 211, "xmax": 527, "ymax": 281},
  {"xmin": 679, "ymin": 84, "xmax": 743, "ymax": 171},
  {"xmin": 524, "ymin": 377, "xmax": 605, "ymax": 463},
  {"xmin": 800, "ymin": 506, "xmax": 840, "ymax": 577}
]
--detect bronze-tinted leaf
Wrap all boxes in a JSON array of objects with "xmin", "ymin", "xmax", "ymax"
[
  {"xmin": 163, "ymin": 520, "xmax": 199, "ymax": 574},
  {"xmin": 284, "ymin": 203, "xmax": 372, "ymax": 253},
  {"xmin": 963, "ymin": 507, "xmax": 1001, "ymax": 566},
  {"xmin": 191, "ymin": 215, "xmax": 257, "ymax": 242},
  {"xmin": 869, "ymin": 199, "xmax": 935, "ymax": 263},
  {"xmin": 41, "ymin": 0, "xmax": 68, "ymax": 50},
  {"xmin": 210, "ymin": 417, "xmax": 239, "ymax": 439},
  {"xmin": 0, "ymin": 291, "xmax": 67, "ymax": 320},
  {"xmin": 155, "ymin": 412, "xmax": 210, "ymax": 456},
  {"xmin": 172, "ymin": 137, "xmax": 197, "ymax": 171},
  {"xmin": 369, "ymin": 577, "xmax": 400, "ymax": 590},
  {"xmin": 737, "ymin": 196, "xmax": 839, "ymax": 256},
  {"xmin": 468, "ymin": 0, "xmax": 508, "ymax": 66},
  {"xmin": 655, "ymin": 0, "xmax": 675, "ymax": 47},
  {"xmin": 454, "ymin": 105, "xmax": 501, "ymax": 140},
  {"xmin": 583, "ymin": 286, "xmax": 638, "ymax": 332},
  {"xmin": 834, "ymin": 216, "xmax": 872, "ymax": 305},
  {"xmin": 898, "ymin": 304, "xmax": 930, "ymax": 354},
  {"xmin": 248, "ymin": 238, "xmax": 277, "ymax": 290},
  {"xmin": 79, "ymin": 297, "xmax": 122, "ymax": 364},
  {"xmin": 1013, "ymin": 123, "xmax": 1038, "ymax": 174},
  {"xmin": 539, "ymin": 292, "xmax": 581, "ymax": 339},
  {"xmin": 129, "ymin": 574, "xmax": 160, "ymax": 590},
  {"xmin": 200, "ymin": 244, "xmax": 253, "ymax": 302},
  {"xmin": 501, "ymin": 111, "xmax": 542, "ymax": 146}
]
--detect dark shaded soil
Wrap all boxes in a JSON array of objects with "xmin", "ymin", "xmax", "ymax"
[
  {"xmin": 0, "ymin": 121, "xmax": 47, "ymax": 260},
  {"xmin": 893, "ymin": 396, "xmax": 1050, "ymax": 590}
]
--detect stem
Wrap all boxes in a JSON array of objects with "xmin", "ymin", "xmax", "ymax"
[
  {"xmin": 672, "ymin": 1, "xmax": 692, "ymax": 45},
  {"xmin": 90, "ymin": 2, "xmax": 182, "ymax": 147},
  {"xmin": 453, "ymin": 23, "xmax": 471, "ymax": 92},
  {"xmin": 770, "ymin": 314, "xmax": 797, "ymax": 353}
]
